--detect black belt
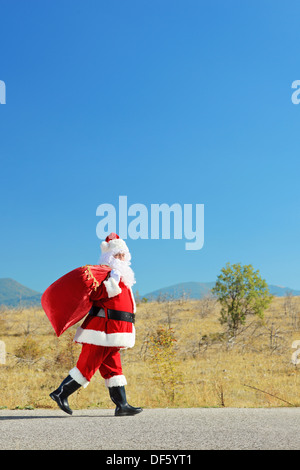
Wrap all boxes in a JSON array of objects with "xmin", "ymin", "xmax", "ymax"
[{"xmin": 89, "ymin": 305, "xmax": 135, "ymax": 324}]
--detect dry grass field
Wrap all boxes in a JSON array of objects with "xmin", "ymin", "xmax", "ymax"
[{"xmin": 0, "ymin": 294, "xmax": 300, "ymax": 410}]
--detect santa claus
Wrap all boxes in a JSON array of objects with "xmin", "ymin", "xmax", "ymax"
[{"xmin": 47, "ymin": 233, "xmax": 142, "ymax": 416}]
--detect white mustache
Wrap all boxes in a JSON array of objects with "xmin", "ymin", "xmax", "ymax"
[{"xmin": 99, "ymin": 252, "xmax": 136, "ymax": 288}]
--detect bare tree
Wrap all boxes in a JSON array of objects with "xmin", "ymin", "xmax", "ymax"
[
  {"xmin": 284, "ymin": 291, "xmax": 299, "ymax": 329},
  {"xmin": 198, "ymin": 292, "xmax": 216, "ymax": 318}
]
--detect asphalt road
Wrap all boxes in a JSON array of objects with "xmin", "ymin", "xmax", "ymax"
[{"xmin": 0, "ymin": 407, "xmax": 299, "ymax": 450}]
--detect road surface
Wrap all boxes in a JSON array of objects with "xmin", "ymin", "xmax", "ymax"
[{"xmin": 0, "ymin": 407, "xmax": 299, "ymax": 450}]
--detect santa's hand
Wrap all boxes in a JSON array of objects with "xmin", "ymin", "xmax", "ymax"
[
  {"xmin": 104, "ymin": 269, "xmax": 122, "ymax": 298},
  {"xmin": 110, "ymin": 269, "xmax": 121, "ymax": 284}
]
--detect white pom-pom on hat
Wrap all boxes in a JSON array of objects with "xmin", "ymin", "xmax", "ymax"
[{"xmin": 100, "ymin": 232, "xmax": 129, "ymax": 255}]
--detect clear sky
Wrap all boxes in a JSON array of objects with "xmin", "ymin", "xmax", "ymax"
[{"xmin": 0, "ymin": 0, "xmax": 299, "ymax": 296}]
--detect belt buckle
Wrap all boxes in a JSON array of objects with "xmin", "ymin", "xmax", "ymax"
[{"xmin": 96, "ymin": 308, "xmax": 106, "ymax": 318}]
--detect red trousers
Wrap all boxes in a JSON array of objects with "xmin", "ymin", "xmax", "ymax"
[{"xmin": 71, "ymin": 344, "xmax": 127, "ymax": 388}]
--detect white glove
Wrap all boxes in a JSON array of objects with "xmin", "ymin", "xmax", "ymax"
[{"xmin": 110, "ymin": 269, "xmax": 121, "ymax": 284}]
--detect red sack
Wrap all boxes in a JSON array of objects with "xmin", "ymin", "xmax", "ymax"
[{"xmin": 41, "ymin": 265, "xmax": 111, "ymax": 336}]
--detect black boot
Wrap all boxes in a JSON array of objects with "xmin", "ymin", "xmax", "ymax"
[
  {"xmin": 49, "ymin": 375, "xmax": 81, "ymax": 415},
  {"xmin": 109, "ymin": 386, "xmax": 143, "ymax": 416}
]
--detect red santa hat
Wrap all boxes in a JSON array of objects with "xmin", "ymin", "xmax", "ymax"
[{"xmin": 100, "ymin": 232, "xmax": 129, "ymax": 255}]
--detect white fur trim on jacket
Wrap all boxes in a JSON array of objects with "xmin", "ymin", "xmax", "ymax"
[
  {"xmin": 74, "ymin": 325, "xmax": 136, "ymax": 349},
  {"xmin": 103, "ymin": 277, "xmax": 122, "ymax": 298},
  {"xmin": 69, "ymin": 366, "xmax": 90, "ymax": 388},
  {"xmin": 105, "ymin": 374, "xmax": 127, "ymax": 388},
  {"xmin": 129, "ymin": 287, "xmax": 136, "ymax": 313}
]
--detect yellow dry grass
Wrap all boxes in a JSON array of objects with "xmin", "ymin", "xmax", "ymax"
[{"xmin": 0, "ymin": 295, "xmax": 300, "ymax": 410}]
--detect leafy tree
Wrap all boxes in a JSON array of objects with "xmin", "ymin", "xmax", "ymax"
[{"xmin": 212, "ymin": 262, "xmax": 273, "ymax": 336}]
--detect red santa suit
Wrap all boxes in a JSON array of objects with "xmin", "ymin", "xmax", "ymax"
[
  {"xmin": 68, "ymin": 234, "xmax": 136, "ymax": 389},
  {"xmin": 44, "ymin": 232, "xmax": 142, "ymax": 416}
]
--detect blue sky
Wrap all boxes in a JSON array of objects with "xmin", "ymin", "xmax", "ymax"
[{"xmin": 0, "ymin": 0, "xmax": 299, "ymax": 296}]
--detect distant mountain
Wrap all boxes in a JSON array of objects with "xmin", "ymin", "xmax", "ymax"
[
  {"xmin": 0, "ymin": 278, "xmax": 299, "ymax": 308},
  {"xmin": 142, "ymin": 282, "xmax": 300, "ymax": 300},
  {"xmin": 142, "ymin": 282, "xmax": 215, "ymax": 301},
  {"xmin": 0, "ymin": 278, "xmax": 42, "ymax": 307},
  {"xmin": 268, "ymin": 284, "xmax": 300, "ymax": 297}
]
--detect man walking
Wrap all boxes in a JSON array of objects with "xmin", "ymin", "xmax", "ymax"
[{"xmin": 47, "ymin": 233, "xmax": 142, "ymax": 416}]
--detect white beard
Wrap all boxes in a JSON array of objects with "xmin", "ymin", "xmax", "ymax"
[{"xmin": 99, "ymin": 251, "xmax": 136, "ymax": 288}]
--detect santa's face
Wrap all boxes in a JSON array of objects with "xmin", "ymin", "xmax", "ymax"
[
  {"xmin": 114, "ymin": 252, "xmax": 126, "ymax": 261},
  {"xmin": 99, "ymin": 249, "xmax": 135, "ymax": 288}
]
